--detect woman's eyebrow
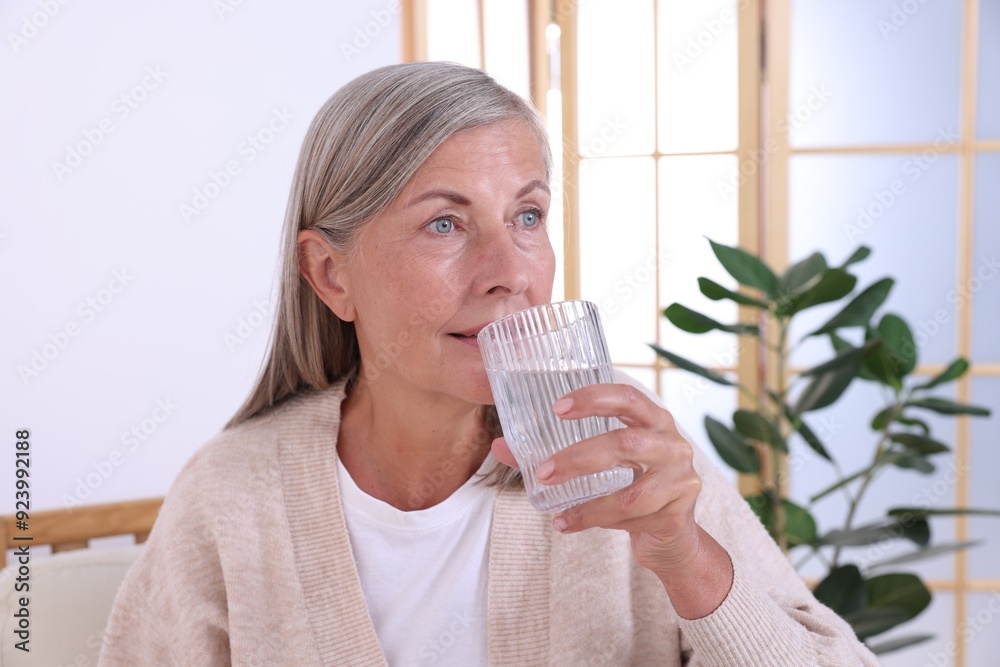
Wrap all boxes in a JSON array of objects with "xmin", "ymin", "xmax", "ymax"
[
  {"xmin": 409, "ymin": 189, "xmax": 472, "ymax": 206},
  {"xmin": 516, "ymin": 179, "xmax": 550, "ymax": 198}
]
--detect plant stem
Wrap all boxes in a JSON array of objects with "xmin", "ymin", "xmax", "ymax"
[
  {"xmin": 829, "ymin": 395, "xmax": 908, "ymax": 568},
  {"xmin": 772, "ymin": 320, "xmax": 790, "ymax": 551}
]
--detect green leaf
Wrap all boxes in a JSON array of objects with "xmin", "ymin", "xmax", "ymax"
[
  {"xmin": 868, "ymin": 540, "xmax": 982, "ymax": 570},
  {"xmin": 648, "ymin": 344, "xmax": 735, "ymax": 386},
  {"xmin": 913, "ymin": 358, "xmax": 970, "ymax": 391},
  {"xmin": 895, "ymin": 416, "xmax": 930, "ymax": 435},
  {"xmin": 783, "ymin": 499, "xmax": 819, "ymax": 548},
  {"xmin": 813, "ymin": 565, "xmax": 867, "ymax": 616},
  {"xmin": 811, "ymin": 277, "xmax": 894, "ymax": 336},
  {"xmin": 778, "ymin": 252, "xmax": 827, "ymax": 295},
  {"xmin": 781, "ymin": 402, "xmax": 832, "ymax": 461},
  {"xmin": 845, "ymin": 607, "xmax": 912, "ymax": 640},
  {"xmin": 663, "ymin": 304, "xmax": 759, "ymax": 335},
  {"xmin": 871, "ymin": 406, "xmax": 896, "ymax": 431},
  {"xmin": 733, "ymin": 409, "xmax": 786, "ymax": 452},
  {"xmin": 893, "ymin": 454, "xmax": 936, "ymax": 474},
  {"xmin": 820, "ymin": 519, "xmax": 929, "ymax": 548},
  {"xmin": 777, "ymin": 268, "xmax": 858, "ymax": 317},
  {"xmin": 697, "ymin": 277, "xmax": 770, "ymax": 308},
  {"xmin": 888, "ymin": 507, "xmax": 1000, "ymax": 520},
  {"xmin": 746, "ymin": 494, "xmax": 818, "ymax": 548},
  {"xmin": 707, "ymin": 239, "xmax": 778, "ymax": 297},
  {"xmin": 907, "ymin": 397, "xmax": 991, "ymax": 417},
  {"xmin": 866, "ymin": 634, "xmax": 933, "ymax": 655},
  {"xmin": 793, "ymin": 361, "xmax": 858, "ymax": 413},
  {"xmin": 704, "ymin": 416, "xmax": 760, "ymax": 473},
  {"xmin": 864, "ymin": 573, "xmax": 932, "ymax": 630},
  {"xmin": 889, "ymin": 432, "xmax": 950, "ymax": 455},
  {"xmin": 839, "ymin": 245, "xmax": 872, "ymax": 270},
  {"xmin": 877, "ymin": 314, "xmax": 918, "ymax": 378},
  {"xmin": 801, "ymin": 339, "xmax": 880, "ymax": 377},
  {"xmin": 663, "ymin": 304, "xmax": 717, "ymax": 334}
]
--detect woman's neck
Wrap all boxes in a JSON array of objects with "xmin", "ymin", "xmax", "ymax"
[{"xmin": 336, "ymin": 374, "xmax": 493, "ymax": 510}]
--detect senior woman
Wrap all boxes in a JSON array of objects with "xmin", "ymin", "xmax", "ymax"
[{"xmin": 98, "ymin": 62, "xmax": 878, "ymax": 666}]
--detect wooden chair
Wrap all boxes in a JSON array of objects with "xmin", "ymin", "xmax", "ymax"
[{"xmin": 0, "ymin": 497, "xmax": 163, "ymax": 567}]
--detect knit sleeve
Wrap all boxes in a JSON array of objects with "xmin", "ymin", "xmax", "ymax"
[
  {"xmin": 96, "ymin": 447, "xmax": 231, "ymax": 666},
  {"xmin": 677, "ymin": 439, "xmax": 880, "ymax": 667},
  {"xmin": 611, "ymin": 369, "xmax": 879, "ymax": 667}
]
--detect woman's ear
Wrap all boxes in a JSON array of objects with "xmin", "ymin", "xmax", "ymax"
[{"xmin": 297, "ymin": 229, "xmax": 357, "ymax": 322}]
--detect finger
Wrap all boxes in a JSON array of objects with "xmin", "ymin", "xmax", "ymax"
[
  {"xmin": 536, "ymin": 427, "xmax": 691, "ymax": 487},
  {"xmin": 553, "ymin": 472, "xmax": 702, "ymax": 535},
  {"xmin": 553, "ymin": 383, "xmax": 675, "ymax": 432},
  {"xmin": 490, "ymin": 437, "xmax": 519, "ymax": 469}
]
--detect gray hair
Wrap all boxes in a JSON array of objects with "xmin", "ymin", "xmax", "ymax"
[{"xmin": 227, "ymin": 62, "xmax": 551, "ymax": 490}]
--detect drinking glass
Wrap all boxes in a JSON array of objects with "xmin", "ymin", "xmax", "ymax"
[{"xmin": 478, "ymin": 300, "xmax": 634, "ymax": 512}]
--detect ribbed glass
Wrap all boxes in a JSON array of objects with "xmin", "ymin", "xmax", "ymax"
[{"xmin": 478, "ymin": 300, "xmax": 634, "ymax": 512}]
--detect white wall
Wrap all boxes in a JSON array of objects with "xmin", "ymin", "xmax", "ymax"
[{"xmin": 1, "ymin": 0, "xmax": 402, "ymax": 510}]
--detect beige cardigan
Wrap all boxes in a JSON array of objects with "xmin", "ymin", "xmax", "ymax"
[{"xmin": 98, "ymin": 377, "xmax": 879, "ymax": 666}]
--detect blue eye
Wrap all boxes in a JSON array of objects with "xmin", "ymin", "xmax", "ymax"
[
  {"xmin": 518, "ymin": 210, "xmax": 541, "ymax": 227},
  {"xmin": 431, "ymin": 218, "xmax": 454, "ymax": 233}
]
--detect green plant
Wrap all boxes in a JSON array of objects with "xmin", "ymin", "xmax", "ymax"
[{"xmin": 652, "ymin": 239, "xmax": 996, "ymax": 655}]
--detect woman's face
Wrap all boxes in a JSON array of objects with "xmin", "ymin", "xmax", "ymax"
[{"xmin": 341, "ymin": 121, "xmax": 555, "ymax": 405}]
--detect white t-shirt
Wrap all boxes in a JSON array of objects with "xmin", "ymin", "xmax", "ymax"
[{"xmin": 336, "ymin": 452, "xmax": 497, "ymax": 667}]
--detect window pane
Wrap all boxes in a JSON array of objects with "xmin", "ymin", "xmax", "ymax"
[
  {"xmin": 968, "ymin": 376, "xmax": 1000, "ymax": 581},
  {"xmin": 658, "ymin": 155, "xmax": 739, "ymax": 368},
  {"xmin": 579, "ymin": 157, "xmax": 657, "ymax": 365},
  {"xmin": 577, "ymin": 1, "xmax": 655, "ymax": 156},
  {"xmin": 483, "ymin": 0, "xmax": 531, "ymax": 101},
  {"xmin": 426, "ymin": 0, "xmax": 480, "ymax": 67},
  {"xmin": 973, "ymin": 154, "xmax": 1000, "ymax": 363},
  {"xmin": 789, "ymin": 0, "xmax": 961, "ymax": 146},
  {"xmin": 657, "ymin": 0, "xmax": 738, "ymax": 153},
  {"xmin": 979, "ymin": 0, "xmax": 1000, "ymax": 139},
  {"xmin": 966, "ymin": 592, "xmax": 1000, "ymax": 665},
  {"xmin": 787, "ymin": 154, "xmax": 958, "ymax": 368},
  {"xmin": 659, "ymin": 369, "xmax": 738, "ymax": 484}
]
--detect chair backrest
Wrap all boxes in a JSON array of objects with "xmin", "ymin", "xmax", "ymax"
[
  {"xmin": 0, "ymin": 497, "xmax": 162, "ymax": 567},
  {"xmin": 0, "ymin": 498, "xmax": 163, "ymax": 665}
]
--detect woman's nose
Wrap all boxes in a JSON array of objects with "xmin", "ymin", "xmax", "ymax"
[{"xmin": 473, "ymin": 226, "xmax": 532, "ymax": 296}]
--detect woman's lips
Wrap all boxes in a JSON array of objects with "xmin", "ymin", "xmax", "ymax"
[{"xmin": 448, "ymin": 332, "xmax": 480, "ymax": 347}]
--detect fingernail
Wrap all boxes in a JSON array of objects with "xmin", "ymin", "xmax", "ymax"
[
  {"xmin": 552, "ymin": 516, "xmax": 568, "ymax": 532},
  {"xmin": 553, "ymin": 397, "xmax": 573, "ymax": 415},
  {"xmin": 536, "ymin": 460, "xmax": 555, "ymax": 480}
]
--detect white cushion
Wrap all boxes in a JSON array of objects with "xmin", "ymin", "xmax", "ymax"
[{"xmin": 0, "ymin": 545, "xmax": 143, "ymax": 666}]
